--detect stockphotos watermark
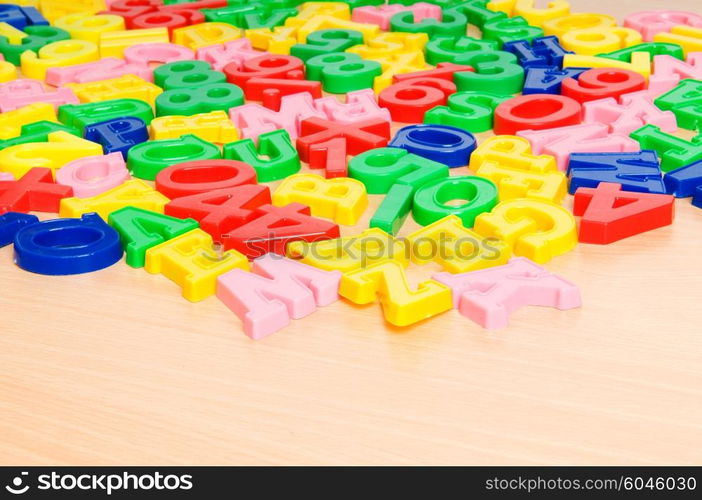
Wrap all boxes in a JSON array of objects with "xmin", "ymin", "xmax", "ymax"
[
  {"xmin": 4, "ymin": 470, "xmax": 193, "ymax": 496},
  {"xmin": 206, "ymin": 232, "xmax": 504, "ymax": 265}
]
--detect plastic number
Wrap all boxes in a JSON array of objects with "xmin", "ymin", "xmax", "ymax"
[{"xmin": 305, "ymin": 52, "xmax": 382, "ymax": 93}]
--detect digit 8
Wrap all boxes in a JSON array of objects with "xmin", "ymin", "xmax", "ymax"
[
  {"xmin": 153, "ymin": 60, "xmax": 226, "ymax": 90},
  {"xmin": 156, "ymin": 83, "xmax": 244, "ymax": 116}
]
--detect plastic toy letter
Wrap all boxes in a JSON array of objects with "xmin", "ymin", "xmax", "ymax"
[
  {"xmin": 406, "ymin": 215, "xmax": 511, "ymax": 273},
  {"xmin": 229, "ymin": 93, "xmax": 324, "ymax": 142},
  {"xmin": 272, "ymin": 173, "xmax": 368, "ymax": 225},
  {"xmin": 144, "ymin": 228, "xmax": 250, "ymax": 302},
  {"xmin": 433, "ymin": 257, "xmax": 582, "ymax": 329},
  {"xmin": 55, "ymin": 153, "xmax": 130, "ymax": 198},
  {"xmin": 473, "ymin": 198, "xmax": 577, "ymax": 263},
  {"xmin": 0, "ymin": 212, "xmax": 39, "ymax": 248},
  {"xmin": 286, "ymin": 228, "xmax": 409, "ymax": 273},
  {"xmin": 108, "ymin": 207, "xmax": 199, "ymax": 268},
  {"xmin": 1, "ymin": 167, "xmax": 73, "ymax": 214},
  {"xmin": 518, "ymin": 123, "xmax": 640, "ymax": 170},
  {"xmin": 339, "ymin": 260, "xmax": 452, "ymax": 326},
  {"xmin": 0, "ymin": 131, "xmax": 102, "ymax": 178},
  {"xmin": 21, "ymin": 39, "xmax": 99, "ymax": 80},
  {"xmin": 13, "ymin": 213, "xmax": 123, "ymax": 276},
  {"xmin": 216, "ymin": 254, "xmax": 342, "ymax": 340},
  {"xmin": 59, "ymin": 179, "xmax": 169, "ymax": 220},
  {"xmin": 582, "ymin": 91, "xmax": 677, "ymax": 136},
  {"xmin": 573, "ymin": 182, "xmax": 675, "ymax": 244}
]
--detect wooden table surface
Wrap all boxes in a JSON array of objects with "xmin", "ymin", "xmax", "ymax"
[{"xmin": 2, "ymin": 0, "xmax": 701, "ymax": 465}]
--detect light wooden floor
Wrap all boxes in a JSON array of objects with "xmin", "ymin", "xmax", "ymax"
[{"xmin": 1, "ymin": 0, "xmax": 701, "ymax": 465}]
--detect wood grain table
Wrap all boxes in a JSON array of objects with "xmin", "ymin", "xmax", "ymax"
[{"xmin": 1, "ymin": 0, "xmax": 701, "ymax": 465}]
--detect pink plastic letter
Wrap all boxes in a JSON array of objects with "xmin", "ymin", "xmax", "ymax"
[
  {"xmin": 216, "ymin": 254, "xmax": 342, "ymax": 340},
  {"xmin": 624, "ymin": 10, "xmax": 702, "ymax": 41},
  {"xmin": 55, "ymin": 153, "xmax": 130, "ymax": 198},
  {"xmin": 123, "ymin": 43, "xmax": 195, "ymax": 67},
  {"xmin": 0, "ymin": 79, "xmax": 78, "ymax": 112},
  {"xmin": 314, "ymin": 89, "xmax": 391, "ymax": 124},
  {"xmin": 433, "ymin": 257, "xmax": 582, "ymax": 329},
  {"xmin": 196, "ymin": 39, "xmax": 268, "ymax": 72},
  {"xmin": 229, "ymin": 92, "xmax": 325, "ymax": 142},
  {"xmin": 650, "ymin": 53, "xmax": 702, "ymax": 94},
  {"xmin": 582, "ymin": 90, "xmax": 677, "ymax": 135},
  {"xmin": 352, "ymin": 3, "xmax": 441, "ymax": 30},
  {"xmin": 46, "ymin": 58, "xmax": 153, "ymax": 86},
  {"xmin": 518, "ymin": 124, "xmax": 640, "ymax": 170}
]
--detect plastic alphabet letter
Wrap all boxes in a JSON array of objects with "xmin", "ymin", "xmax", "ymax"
[
  {"xmin": 144, "ymin": 228, "xmax": 250, "ymax": 302},
  {"xmin": 272, "ymin": 173, "xmax": 368, "ymax": 225},
  {"xmin": 388, "ymin": 124, "xmax": 477, "ymax": 167},
  {"xmin": 286, "ymin": 228, "xmax": 409, "ymax": 273},
  {"xmin": 216, "ymin": 254, "xmax": 342, "ymax": 340},
  {"xmin": 573, "ymin": 182, "xmax": 675, "ymax": 243},
  {"xmin": 0, "ymin": 131, "xmax": 102, "ymax": 179},
  {"xmin": 59, "ymin": 178, "xmax": 170, "ymax": 220},
  {"xmin": 0, "ymin": 167, "xmax": 73, "ymax": 215},
  {"xmin": 406, "ymin": 214, "xmax": 511, "ymax": 273},
  {"xmin": 55, "ymin": 153, "xmax": 130, "ymax": 198},
  {"xmin": 582, "ymin": 90, "xmax": 677, "ymax": 136},
  {"xmin": 84, "ymin": 117, "xmax": 149, "ymax": 160},
  {"xmin": 473, "ymin": 198, "xmax": 577, "ymax": 263},
  {"xmin": 155, "ymin": 159, "xmax": 256, "ymax": 200},
  {"xmin": 519, "ymin": 123, "xmax": 640, "ymax": 171},
  {"xmin": 433, "ymin": 257, "xmax": 581, "ymax": 329},
  {"xmin": 14, "ymin": 213, "xmax": 123, "ymax": 276},
  {"xmin": 108, "ymin": 206, "xmax": 199, "ymax": 268},
  {"xmin": 164, "ymin": 184, "xmax": 271, "ymax": 240},
  {"xmin": 0, "ymin": 212, "xmax": 39, "ymax": 247},
  {"xmin": 567, "ymin": 150, "xmax": 666, "ymax": 194},
  {"xmin": 339, "ymin": 259, "xmax": 453, "ymax": 327}
]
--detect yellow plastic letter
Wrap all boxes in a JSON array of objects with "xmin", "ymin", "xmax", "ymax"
[
  {"xmin": 67, "ymin": 75, "xmax": 163, "ymax": 106},
  {"xmin": 0, "ymin": 103, "xmax": 57, "ymax": 139},
  {"xmin": 470, "ymin": 135, "xmax": 557, "ymax": 173},
  {"xmin": 655, "ymin": 26, "xmax": 702, "ymax": 56},
  {"xmin": 0, "ymin": 21, "xmax": 27, "ymax": 44},
  {"xmin": 514, "ymin": 0, "xmax": 570, "ymax": 27},
  {"xmin": 0, "ymin": 131, "xmax": 102, "ymax": 178},
  {"xmin": 144, "ymin": 228, "xmax": 250, "ymax": 302},
  {"xmin": 40, "ymin": 0, "xmax": 106, "ymax": 24},
  {"xmin": 21, "ymin": 39, "xmax": 99, "ymax": 80},
  {"xmin": 473, "ymin": 198, "xmax": 577, "ymax": 263},
  {"xmin": 542, "ymin": 13, "xmax": 616, "ymax": 38},
  {"xmin": 54, "ymin": 13, "xmax": 125, "ymax": 43},
  {"xmin": 561, "ymin": 27, "xmax": 642, "ymax": 56},
  {"xmin": 284, "ymin": 2, "xmax": 350, "ymax": 27},
  {"xmin": 0, "ymin": 60, "xmax": 15, "ymax": 82},
  {"xmin": 150, "ymin": 111, "xmax": 239, "ymax": 143},
  {"xmin": 99, "ymin": 28, "xmax": 169, "ymax": 57},
  {"xmin": 339, "ymin": 260, "xmax": 452, "ymax": 326},
  {"xmin": 287, "ymin": 228, "xmax": 408, "ymax": 273},
  {"xmin": 172, "ymin": 23, "xmax": 240, "ymax": 50},
  {"xmin": 246, "ymin": 26, "xmax": 298, "ymax": 54},
  {"xmin": 562, "ymin": 52, "xmax": 651, "ymax": 79},
  {"xmin": 59, "ymin": 179, "xmax": 170, "ymax": 219},
  {"xmin": 272, "ymin": 173, "xmax": 368, "ymax": 225},
  {"xmin": 407, "ymin": 215, "xmax": 511, "ymax": 273}
]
